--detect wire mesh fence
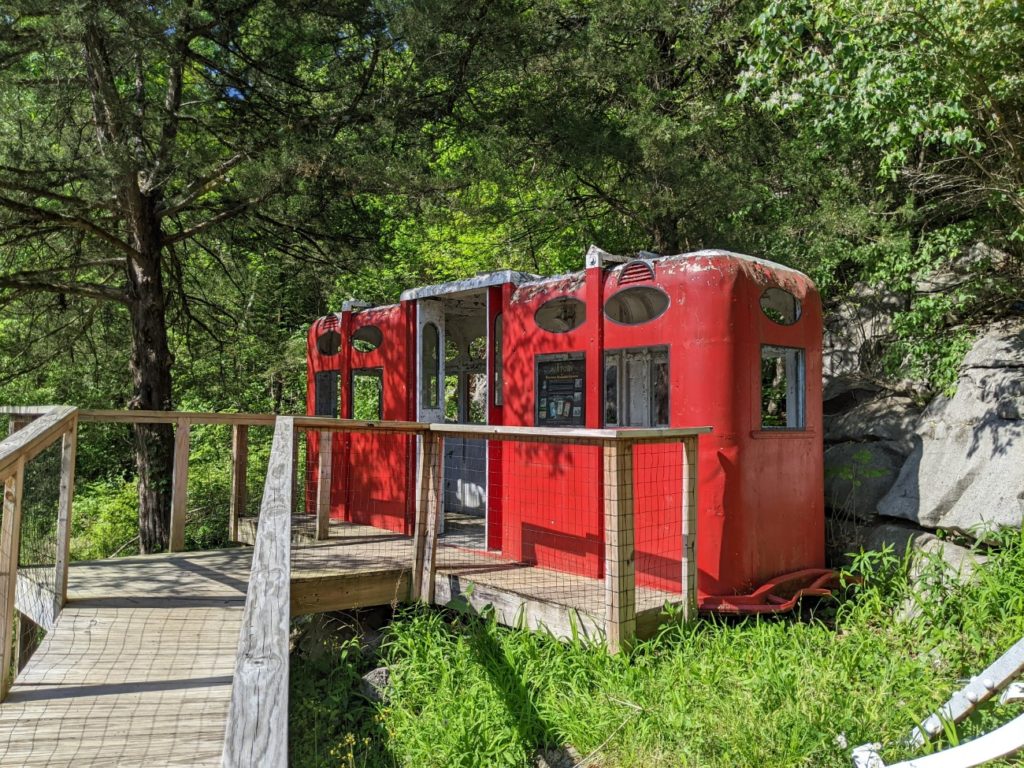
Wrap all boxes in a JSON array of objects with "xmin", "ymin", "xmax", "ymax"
[{"xmin": 287, "ymin": 421, "xmax": 700, "ymax": 648}]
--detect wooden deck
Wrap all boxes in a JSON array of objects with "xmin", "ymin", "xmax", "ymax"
[
  {"xmin": 0, "ymin": 522, "xmax": 683, "ymax": 766},
  {"xmin": 0, "ymin": 549, "xmax": 252, "ymax": 767}
]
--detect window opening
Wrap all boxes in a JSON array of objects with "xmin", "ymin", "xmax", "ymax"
[
  {"xmin": 350, "ymin": 368, "xmax": 383, "ymax": 420},
  {"xmin": 469, "ymin": 336, "xmax": 486, "ymax": 360},
  {"xmin": 602, "ymin": 347, "xmax": 669, "ymax": 427},
  {"xmin": 604, "ymin": 286, "xmax": 670, "ymax": 325},
  {"xmin": 351, "ymin": 325, "xmax": 382, "ymax": 352},
  {"xmin": 468, "ymin": 373, "xmax": 487, "ymax": 424},
  {"xmin": 445, "ymin": 337, "xmax": 460, "ymax": 362},
  {"xmin": 760, "ymin": 287, "xmax": 802, "ymax": 325},
  {"xmin": 761, "ymin": 345, "xmax": 805, "ymax": 429},
  {"xmin": 421, "ymin": 322, "xmax": 440, "ymax": 408},
  {"xmin": 493, "ymin": 314, "xmax": 503, "ymax": 406},
  {"xmin": 535, "ymin": 297, "xmax": 586, "ymax": 333},
  {"xmin": 444, "ymin": 374, "xmax": 460, "ymax": 422},
  {"xmin": 604, "ymin": 358, "xmax": 619, "ymax": 426},
  {"xmin": 316, "ymin": 330, "xmax": 341, "ymax": 356},
  {"xmin": 314, "ymin": 370, "xmax": 339, "ymax": 417}
]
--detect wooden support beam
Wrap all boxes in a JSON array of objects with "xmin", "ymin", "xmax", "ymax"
[
  {"xmin": 54, "ymin": 422, "xmax": 78, "ymax": 610},
  {"xmin": 169, "ymin": 419, "xmax": 190, "ymax": 553},
  {"xmin": 0, "ymin": 457, "xmax": 25, "ymax": 699},
  {"xmin": 223, "ymin": 417, "xmax": 293, "ymax": 768},
  {"xmin": 315, "ymin": 431, "xmax": 332, "ymax": 540},
  {"xmin": 603, "ymin": 440, "xmax": 635, "ymax": 653},
  {"xmin": 229, "ymin": 424, "xmax": 248, "ymax": 543},
  {"xmin": 681, "ymin": 435, "xmax": 699, "ymax": 621},
  {"xmin": 412, "ymin": 433, "xmax": 443, "ymax": 603}
]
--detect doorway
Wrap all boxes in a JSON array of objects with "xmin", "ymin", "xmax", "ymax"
[{"xmin": 416, "ymin": 291, "xmax": 489, "ymax": 550}]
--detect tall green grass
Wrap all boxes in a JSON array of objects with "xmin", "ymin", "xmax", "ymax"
[{"xmin": 290, "ymin": 531, "xmax": 1024, "ymax": 768}]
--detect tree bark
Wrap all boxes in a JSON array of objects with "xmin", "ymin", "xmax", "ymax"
[{"xmin": 124, "ymin": 188, "xmax": 175, "ymax": 553}]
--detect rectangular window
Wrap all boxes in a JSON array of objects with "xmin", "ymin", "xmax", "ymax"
[
  {"xmin": 603, "ymin": 347, "xmax": 669, "ymax": 428},
  {"xmin": 468, "ymin": 372, "xmax": 487, "ymax": 424},
  {"xmin": 604, "ymin": 356, "xmax": 619, "ymax": 426},
  {"xmin": 350, "ymin": 368, "xmax": 383, "ymax": 420},
  {"xmin": 761, "ymin": 346, "xmax": 805, "ymax": 429},
  {"xmin": 314, "ymin": 371, "xmax": 339, "ymax": 417}
]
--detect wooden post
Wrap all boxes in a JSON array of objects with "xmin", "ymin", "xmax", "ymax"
[
  {"xmin": 603, "ymin": 439, "xmax": 635, "ymax": 653},
  {"xmin": 53, "ymin": 422, "xmax": 78, "ymax": 610},
  {"xmin": 223, "ymin": 417, "xmax": 293, "ymax": 768},
  {"xmin": 7, "ymin": 418, "xmax": 27, "ymax": 437},
  {"xmin": 291, "ymin": 427, "xmax": 299, "ymax": 516},
  {"xmin": 412, "ymin": 432, "xmax": 443, "ymax": 603},
  {"xmin": 315, "ymin": 430, "xmax": 332, "ymax": 540},
  {"xmin": 229, "ymin": 424, "xmax": 248, "ymax": 543},
  {"xmin": 681, "ymin": 436, "xmax": 699, "ymax": 620},
  {"xmin": 169, "ymin": 418, "xmax": 190, "ymax": 553},
  {"xmin": 0, "ymin": 457, "xmax": 25, "ymax": 699}
]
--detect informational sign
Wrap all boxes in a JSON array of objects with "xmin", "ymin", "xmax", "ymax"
[{"xmin": 535, "ymin": 356, "xmax": 586, "ymax": 427}]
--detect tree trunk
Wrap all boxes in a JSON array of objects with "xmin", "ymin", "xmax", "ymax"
[
  {"xmin": 124, "ymin": 190, "xmax": 175, "ymax": 553},
  {"xmin": 651, "ymin": 213, "xmax": 682, "ymax": 254}
]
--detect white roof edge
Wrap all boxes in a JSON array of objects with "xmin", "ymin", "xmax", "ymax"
[
  {"xmin": 400, "ymin": 270, "xmax": 540, "ymax": 301},
  {"xmin": 659, "ymin": 249, "xmax": 813, "ymax": 280}
]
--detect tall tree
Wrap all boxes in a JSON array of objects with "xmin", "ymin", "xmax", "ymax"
[{"xmin": 0, "ymin": 1, "xmax": 399, "ymax": 550}]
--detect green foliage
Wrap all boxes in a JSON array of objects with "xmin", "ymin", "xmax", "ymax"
[
  {"xmin": 738, "ymin": 0, "xmax": 1024, "ymax": 241},
  {"xmin": 70, "ymin": 479, "xmax": 140, "ymax": 560},
  {"xmin": 290, "ymin": 615, "xmax": 384, "ymax": 768},
  {"xmin": 288, "ymin": 535, "xmax": 1024, "ymax": 767}
]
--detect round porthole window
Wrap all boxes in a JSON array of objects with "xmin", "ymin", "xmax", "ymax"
[
  {"xmin": 535, "ymin": 297, "xmax": 586, "ymax": 333},
  {"xmin": 351, "ymin": 325, "xmax": 383, "ymax": 352},
  {"xmin": 604, "ymin": 286, "xmax": 670, "ymax": 325},
  {"xmin": 760, "ymin": 287, "xmax": 801, "ymax": 325},
  {"xmin": 316, "ymin": 330, "xmax": 341, "ymax": 355}
]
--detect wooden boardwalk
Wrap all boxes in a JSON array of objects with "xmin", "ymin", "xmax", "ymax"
[
  {"xmin": 0, "ymin": 549, "xmax": 252, "ymax": 767},
  {"xmin": 0, "ymin": 522, "xmax": 680, "ymax": 766}
]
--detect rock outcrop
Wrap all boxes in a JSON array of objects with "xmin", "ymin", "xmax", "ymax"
[{"xmin": 877, "ymin": 319, "xmax": 1024, "ymax": 536}]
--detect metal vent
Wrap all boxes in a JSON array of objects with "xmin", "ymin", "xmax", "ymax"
[{"xmin": 617, "ymin": 260, "xmax": 655, "ymax": 286}]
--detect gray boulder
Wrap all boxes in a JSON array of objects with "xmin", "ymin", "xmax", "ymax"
[
  {"xmin": 877, "ymin": 319, "xmax": 1024, "ymax": 536},
  {"xmin": 823, "ymin": 284, "xmax": 908, "ymax": 401},
  {"xmin": 360, "ymin": 666, "xmax": 390, "ymax": 703},
  {"xmin": 825, "ymin": 441, "xmax": 905, "ymax": 521},
  {"xmin": 864, "ymin": 523, "xmax": 984, "ymax": 581},
  {"xmin": 824, "ymin": 395, "xmax": 921, "ymax": 455}
]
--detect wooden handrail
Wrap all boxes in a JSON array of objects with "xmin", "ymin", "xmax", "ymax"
[
  {"xmin": 1, "ymin": 406, "xmax": 711, "ymax": 443},
  {"xmin": 0, "ymin": 406, "xmax": 77, "ymax": 479},
  {"xmin": 0, "ymin": 405, "xmax": 79, "ymax": 699},
  {"xmin": 222, "ymin": 417, "xmax": 293, "ymax": 768}
]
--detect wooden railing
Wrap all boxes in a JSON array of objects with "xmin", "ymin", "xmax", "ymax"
[
  {"xmin": 0, "ymin": 405, "xmax": 78, "ymax": 698},
  {"xmin": 1, "ymin": 407, "xmax": 282, "ymax": 552},
  {"xmin": 0, "ymin": 406, "xmax": 707, "ymax": 764}
]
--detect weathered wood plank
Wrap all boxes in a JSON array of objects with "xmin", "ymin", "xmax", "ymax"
[
  {"xmin": 222, "ymin": 417, "xmax": 293, "ymax": 768},
  {"xmin": 603, "ymin": 440, "xmax": 635, "ymax": 653},
  {"xmin": 411, "ymin": 432, "xmax": 441, "ymax": 601},
  {"xmin": 54, "ymin": 424, "xmax": 78, "ymax": 610},
  {"xmin": 169, "ymin": 419, "xmax": 190, "ymax": 553},
  {"xmin": 0, "ymin": 406, "xmax": 77, "ymax": 480},
  {"xmin": 418, "ymin": 435, "xmax": 444, "ymax": 604},
  {"xmin": 291, "ymin": 570, "xmax": 409, "ymax": 616},
  {"xmin": 0, "ymin": 458, "xmax": 26, "ymax": 699},
  {"xmin": 229, "ymin": 424, "xmax": 248, "ymax": 543},
  {"xmin": 315, "ymin": 430, "xmax": 332, "ymax": 540},
  {"xmin": 681, "ymin": 435, "xmax": 699, "ymax": 621}
]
